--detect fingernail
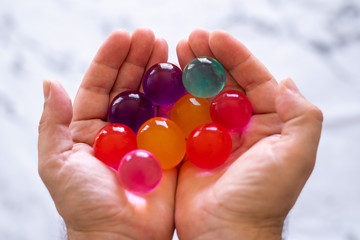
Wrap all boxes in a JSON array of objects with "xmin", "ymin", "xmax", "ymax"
[
  {"xmin": 283, "ymin": 78, "xmax": 299, "ymax": 93},
  {"xmin": 43, "ymin": 80, "xmax": 51, "ymax": 101}
]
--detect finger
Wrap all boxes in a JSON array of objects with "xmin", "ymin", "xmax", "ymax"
[
  {"xmin": 138, "ymin": 37, "xmax": 169, "ymax": 93},
  {"xmin": 209, "ymin": 30, "xmax": 278, "ymax": 114},
  {"xmin": 38, "ymin": 80, "xmax": 73, "ymax": 171},
  {"xmin": 69, "ymin": 119, "xmax": 108, "ymax": 146},
  {"xmin": 73, "ymin": 30, "xmax": 131, "ymax": 122},
  {"xmin": 276, "ymin": 78, "xmax": 323, "ymax": 175},
  {"xmin": 71, "ymin": 30, "xmax": 163, "ymax": 146},
  {"xmin": 147, "ymin": 38, "xmax": 169, "ymax": 71},
  {"xmin": 110, "ymin": 28, "xmax": 155, "ymax": 100},
  {"xmin": 188, "ymin": 29, "xmax": 214, "ymax": 57},
  {"xmin": 231, "ymin": 113, "xmax": 283, "ymax": 155},
  {"xmin": 187, "ymin": 29, "xmax": 241, "ymax": 92},
  {"xmin": 176, "ymin": 39, "xmax": 196, "ymax": 70}
]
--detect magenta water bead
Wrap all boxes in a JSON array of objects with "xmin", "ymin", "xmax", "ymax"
[
  {"xmin": 118, "ymin": 149, "xmax": 163, "ymax": 194},
  {"xmin": 108, "ymin": 90, "xmax": 155, "ymax": 133},
  {"xmin": 143, "ymin": 63, "xmax": 185, "ymax": 106}
]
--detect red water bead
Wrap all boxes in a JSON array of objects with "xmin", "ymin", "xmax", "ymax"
[
  {"xmin": 93, "ymin": 124, "xmax": 137, "ymax": 170},
  {"xmin": 186, "ymin": 123, "xmax": 232, "ymax": 169},
  {"xmin": 210, "ymin": 90, "xmax": 253, "ymax": 132}
]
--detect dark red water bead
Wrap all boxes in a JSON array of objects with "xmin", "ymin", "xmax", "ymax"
[
  {"xmin": 108, "ymin": 90, "xmax": 155, "ymax": 133},
  {"xmin": 210, "ymin": 90, "xmax": 253, "ymax": 132}
]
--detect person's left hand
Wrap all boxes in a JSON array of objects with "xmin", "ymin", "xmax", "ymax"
[
  {"xmin": 174, "ymin": 29, "xmax": 323, "ymax": 240},
  {"xmin": 38, "ymin": 28, "xmax": 176, "ymax": 240}
]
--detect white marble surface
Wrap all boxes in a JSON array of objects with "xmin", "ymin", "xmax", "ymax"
[{"xmin": 1, "ymin": 0, "xmax": 360, "ymax": 239}]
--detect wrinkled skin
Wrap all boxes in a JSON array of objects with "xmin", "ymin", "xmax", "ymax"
[{"xmin": 38, "ymin": 28, "xmax": 322, "ymax": 240}]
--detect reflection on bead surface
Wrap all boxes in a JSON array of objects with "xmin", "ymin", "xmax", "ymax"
[
  {"xmin": 210, "ymin": 90, "xmax": 252, "ymax": 132},
  {"xmin": 186, "ymin": 123, "xmax": 232, "ymax": 169},
  {"xmin": 182, "ymin": 57, "xmax": 225, "ymax": 98},
  {"xmin": 137, "ymin": 117, "xmax": 186, "ymax": 169},
  {"xmin": 171, "ymin": 94, "xmax": 212, "ymax": 138},
  {"xmin": 108, "ymin": 90, "xmax": 155, "ymax": 133},
  {"xmin": 93, "ymin": 124, "xmax": 137, "ymax": 170},
  {"xmin": 118, "ymin": 149, "xmax": 162, "ymax": 194},
  {"xmin": 143, "ymin": 63, "xmax": 185, "ymax": 106}
]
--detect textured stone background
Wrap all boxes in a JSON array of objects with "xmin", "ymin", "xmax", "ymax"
[{"xmin": 1, "ymin": 0, "xmax": 359, "ymax": 239}]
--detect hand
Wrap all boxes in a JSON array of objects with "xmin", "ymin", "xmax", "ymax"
[
  {"xmin": 38, "ymin": 28, "xmax": 176, "ymax": 240},
  {"xmin": 174, "ymin": 29, "xmax": 323, "ymax": 240}
]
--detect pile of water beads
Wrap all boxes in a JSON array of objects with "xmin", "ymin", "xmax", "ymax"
[{"xmin": 93, "ymin": 57, "xmax": 253, "ymax": 193}]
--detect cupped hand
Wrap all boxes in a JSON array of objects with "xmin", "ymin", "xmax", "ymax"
[
  {"xmin": 174, "ymin": 29, "xmax": 323, "ymax": 240},
  {"xmin": 38, "ymin": 28, "xmax": 176, "ymax": 240}
]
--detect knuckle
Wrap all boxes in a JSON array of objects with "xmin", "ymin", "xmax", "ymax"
[
  {"xmin": 38, "ymin": 163, "xmax": 46, "ymax": 180},
  {"xmin": 310, "ymin": 105, "xmax": 323, "ymax": 122},
  {"xmin": 304, "ymin": 104, "xmax": 323, "ymax": 123},
  {"xmin": 38, "ymin": 116, "xmax": 47, "ymax": 134}
]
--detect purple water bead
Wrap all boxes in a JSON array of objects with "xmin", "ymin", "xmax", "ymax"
[
  {"xmin": 142, "ymin": 63, "xmax": 185, "ymax": 106},
  {"xmin": 108, "ymin": 90, "xmax": 155, "ymax": 133}
]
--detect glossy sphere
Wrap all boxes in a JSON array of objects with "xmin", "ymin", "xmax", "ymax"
[
  {"xmin": 182, "ymin": 57, "xmax": 226, "ymax": 98},
  {"xmin": 118, "ymin": 149, "xmax": 162, "ymax": 194},
  {"xmin": 143, "ymin": 63, "xmax": 185, "ymax": 106},
  {"xmin": 93, "ymin": 124, "xmax": 137, "ymax": 170},
  {"xmin": 108, "ymin": 90, "xmax": 155, "ymax": 133},
  {"xmin": 210, "ymin": 90, "xmax": 253, "ymax": 132},
  {"xmin": 187, "ymin": 123, "xmax": 232, "ymax": 169},
  {"xmin": 171, "ymin": 94, "xmax": 212, "ymax": 138},
  {"xmin": 137, "ymin": 117, "xmax": 186, "ymax": 169}
]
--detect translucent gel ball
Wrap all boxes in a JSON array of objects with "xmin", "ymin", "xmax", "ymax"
[
  {"xmin": 93, "ymin": 124, "xmax": 137, "ymax": 170},
  {"xmin": 108, "ymin": 90, "xmax": 155, "ymax": 133},
  {"xmin": 142, "ymin": 63, "xmax": 185, "ymax": 106},
  {"xmin": 170, "ymin": 94, "xmax": 212, "ymax": 138},
  {"xmin": 210, "ymin": 90, "xmax": 253, "ymax": 132},
  {"xmin": 137, "ymin": 117, "xmax": 186, "ymax": 169},
  {"xmin": 118, "ymin": 149, "xmax": 162, "ymax": 194},
  {"xmin": 186, "ymin": 123, "xmax": 232, "ymax": 169},
  {"xmin": 182, "ymin": 57, "xmax": 226, "ymax": 98}
]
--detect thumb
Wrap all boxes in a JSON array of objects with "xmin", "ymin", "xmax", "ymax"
[
  {"xmin": 275, "ymin": 78, "xmax": 323, "ymax": 176},
  {"xmin": 38, "ymin": 80, "xmax": 73, "ymax": 172}
]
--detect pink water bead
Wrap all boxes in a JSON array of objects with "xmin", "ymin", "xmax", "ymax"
[
  {"xmin": 118, "ymin": 149, "xmax": 162, "ymax": 194},
  {"xmin": 210, "ymin": 90, "xmax": 253, "ymax": 132}
]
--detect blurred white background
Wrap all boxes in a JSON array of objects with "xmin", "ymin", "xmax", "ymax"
[{"xmin": 1, "ymin": 0, "xmax": 359, "ymax": 239}]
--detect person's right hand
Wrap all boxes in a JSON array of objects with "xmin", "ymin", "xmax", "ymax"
[
  {"xmin": 174, "ymin": 29, "xmax": 323, "ymax": 240},
  {"xmin": 38, "ymin": 28, "xmax": 177, "ymax": 240}
]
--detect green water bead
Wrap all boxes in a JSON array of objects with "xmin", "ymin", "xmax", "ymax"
[{"xmin": 182, "ymin": 57, "xmax": 226, "ymax": 98}]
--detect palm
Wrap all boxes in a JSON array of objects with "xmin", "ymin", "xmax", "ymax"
[
  {"xmin": 39, "ymin": 29, "xmax": 176, "ymax": 239},
  {"xmin": 39, "ymin": 28, "xmax": 322, "ymax": 240},
  {"xmin": 48, "ymin": 142, "xmax": 176, "ymax": 238},
  {"xmin": 176, "ymin": 111, "xmax": 286, "ymax": 236},
  {"xmin": 174, "ymin": 29, "xmax": 321, "ymax": 238}
]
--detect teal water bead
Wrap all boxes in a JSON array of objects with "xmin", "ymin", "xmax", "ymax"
[{"xmin": 182, "ymin": 57, "xmax": 226, "ymax": 98}]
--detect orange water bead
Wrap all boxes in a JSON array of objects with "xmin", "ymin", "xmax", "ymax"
[
  {"xmin": 137, "ymin": 117, "xmax": 186, "ymax": 169},
  {"xmin": 170, "ymin": 94, "xmax": 212, "ymax": 137}
]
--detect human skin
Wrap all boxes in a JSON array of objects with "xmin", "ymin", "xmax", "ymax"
[
  {"xmin": 174, "ymin": 29, "xmax": 323, "ymax": 240},
  {"xmin": 38, "ymin": 28, "xmax": 177, "ymax": 240},
  {"xmin": 38, "ymin": 28, "xmax": 323, "ymax": 240}
]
